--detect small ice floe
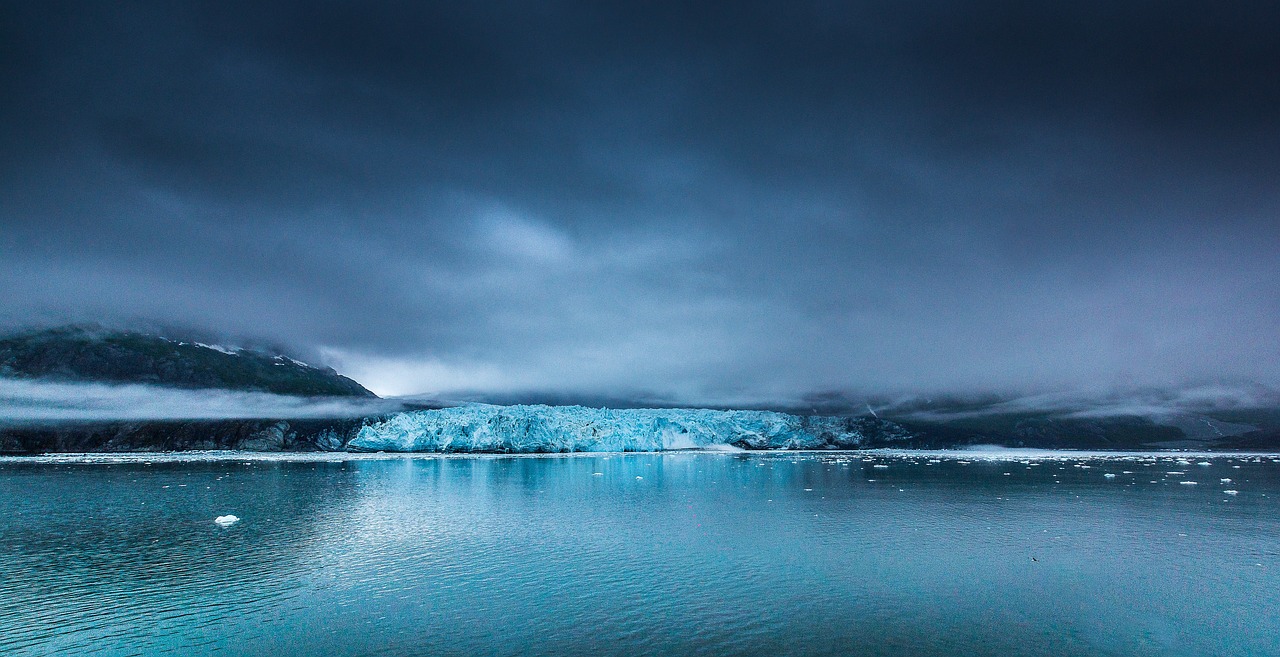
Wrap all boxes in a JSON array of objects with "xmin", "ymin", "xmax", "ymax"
[
  {"xmin": 1224, "ymin": 490, "xmax": 1239, "ymax": 495},
  {"xmin": 1179, "ymin": 481, "xmax": 1198, "ymax": 485},
  {"xmin": 214, "ymin": 515, "xmax": 240, "ymax": 527},
  {"xmin": 1104, "ymin": 473, "xmax": 1117, "ymax": 478}
]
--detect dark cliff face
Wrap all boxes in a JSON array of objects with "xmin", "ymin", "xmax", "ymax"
[
  {"xmin": 886, "ymin": 415, "xmax": 1185, "ymax": 450},
  {"xmin": 0, "ymin": 417, "xmax": 382, "ymax": 454},
  {"xmin": 0, "ymin": 326, "xmax": 374, "ymax": 397}
]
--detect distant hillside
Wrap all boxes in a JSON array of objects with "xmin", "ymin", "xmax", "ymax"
[
  {"xmin": 0, "ymin": 326, "xmax": 375, "ymax": 397},
  {"xmin": 854, "ymin": 391, "xmax": 1280, "ymax": 451}
]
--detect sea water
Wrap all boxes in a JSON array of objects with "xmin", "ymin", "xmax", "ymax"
[{"xmin": 1, "ymin": 451, "xmax": 1277, "ymax": 656}]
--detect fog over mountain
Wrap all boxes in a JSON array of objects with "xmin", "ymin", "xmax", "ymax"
[{"xmin": 2, "ymin": 2, "xmax": 1278, "ymax": 402}]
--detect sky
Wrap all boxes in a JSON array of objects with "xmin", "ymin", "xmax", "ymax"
[{"xmin": 1, "ymin": 1, "xmax": 1278, "ymax": 402}]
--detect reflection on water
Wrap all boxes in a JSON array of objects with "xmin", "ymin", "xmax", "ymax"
[{"xmin": 1, "ymin": 452, "xmax": 1277, "ymax": 656}]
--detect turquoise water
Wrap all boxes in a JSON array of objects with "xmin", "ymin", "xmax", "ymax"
[{"xmin": 1, "ymin": 451, "xmax": 1277, "ymax": 656}]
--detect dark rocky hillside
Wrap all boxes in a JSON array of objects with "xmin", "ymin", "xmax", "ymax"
[
  {"xmin": 0, "ymin": 326, "xmax": 374, "ymax": 397},
  {"xmin": 0, "ymin": 417, "xmax": 382, "ymax": 454}
]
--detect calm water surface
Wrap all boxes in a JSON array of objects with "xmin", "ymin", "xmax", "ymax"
[{"xmin": 1, "ymin": 451, "xmax": 1277, "ymax": 656}]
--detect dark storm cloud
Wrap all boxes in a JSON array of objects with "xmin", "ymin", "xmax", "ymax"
[{"xmin": 2, "ymin": 1, "xmax": 1278, "ymax": 401}]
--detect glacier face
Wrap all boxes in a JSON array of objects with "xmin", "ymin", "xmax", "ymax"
[{"xmin": 349, "ymin": 404, "xmax": 903, "ymax": 453}]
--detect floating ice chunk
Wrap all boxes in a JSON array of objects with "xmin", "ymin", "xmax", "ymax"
[{"xmin": 214, "ymin": 515, "xmax": 240, "ymax": 526}]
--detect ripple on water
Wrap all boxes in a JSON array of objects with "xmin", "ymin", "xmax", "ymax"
[{"xmin": 1, "ymin": 453, "xmax": 1277, "ymax": 656}]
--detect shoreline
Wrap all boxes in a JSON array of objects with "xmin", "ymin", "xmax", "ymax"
[{"xmin": 4, "ymin": 447, "xmax": 1279, "ymax": 465}]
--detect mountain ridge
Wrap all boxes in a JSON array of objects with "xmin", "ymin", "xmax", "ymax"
[{"xmin": 0, "ymin": 325, "xmax": 374, "ymax": 398}]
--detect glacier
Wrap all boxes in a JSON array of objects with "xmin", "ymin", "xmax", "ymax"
[{"xmin": 348, "ymin": 404, "xmax": 906, "ymax": 453}]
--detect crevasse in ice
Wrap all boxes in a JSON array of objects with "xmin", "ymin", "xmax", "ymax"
[{"xmin": 349, "ymin": 404, "xmax": 887, "ymax": 452}]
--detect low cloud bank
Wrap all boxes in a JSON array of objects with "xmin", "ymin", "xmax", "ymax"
[
  {"xmin": 890, "ymin": 384, "xmax": 1280, "ymax": 423},
  {"xmin": 4, "ymin": 376, "xmax": 1276, "ymax": 431},
  {"xmin": 0, "ymin": 378, "xmax": 410, "ymax": 426}
]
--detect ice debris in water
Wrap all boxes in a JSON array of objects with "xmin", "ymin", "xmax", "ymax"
[
  {"xmin": 348, "ymin": 404, "xmax": 889, "ymax": 453},
  {"xmin": 214, "ymin": 515, "xmax": 240, "ymax": 526}
]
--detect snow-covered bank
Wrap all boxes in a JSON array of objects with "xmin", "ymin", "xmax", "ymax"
[{"xmin": 2, "ymin": 447, "xmax": 1276, "ymax": 465}]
